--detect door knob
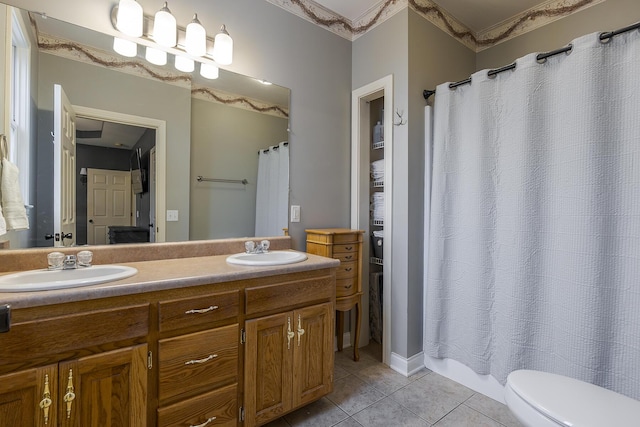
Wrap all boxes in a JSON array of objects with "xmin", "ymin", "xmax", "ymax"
[{"xmin": 89, "ymin": 219, "xmax": 94, "ymax": 223}]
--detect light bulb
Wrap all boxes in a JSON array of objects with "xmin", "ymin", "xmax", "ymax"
[
  {"xmin": 175, "ymin": 55, "xmax": 194, "ymax": 73},
  {"xmin": 145, "ymin": 47, "xmax": 167, "ymax": 65},
  {"xmin": 153, "ymin": 2, "xmax": 176, "ymax": 47},
  {"xmin": 185, "ymin": 14, "xmax": 206, "ymax": 57},
  {"xmin": 200, "ymin": 63, "xmax": 219, "ymax": 79},
  {"xmin": 213, "ymin": 25, "xmax": 233, "ymax": 65},
  {"xmin": 115, "ymin": 0, "xmax": 143, "ymax": 37},
  {"xmin": 113, "ymin": 37, "xmax": 137, "ymax": 57}
]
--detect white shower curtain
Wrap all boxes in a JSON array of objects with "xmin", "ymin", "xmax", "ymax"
[
  {"xmin": 425, "ymin": 31, "xmax": 640, "ymax": 399},
  {"xmin": 255, "ymin": 142, "xmax": 289, "ymax": 237}
]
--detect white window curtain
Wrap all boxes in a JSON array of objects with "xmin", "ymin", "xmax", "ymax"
[
  {"xmin": 255, "ymin": 142, "xmax": 289, "ymax": 237},
  {"xmin": 425, "ymin": 30, "xmax": 640, "ymax": 399}
]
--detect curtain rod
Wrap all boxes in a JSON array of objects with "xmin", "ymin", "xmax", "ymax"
[{"xmin": 423, "ymin": 20, "xmax": 640, "ymax": 101}]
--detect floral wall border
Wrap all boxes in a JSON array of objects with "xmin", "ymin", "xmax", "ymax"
[{"xmin": 266, "ymin": 0, "xmax": 604, "ymax": 50}]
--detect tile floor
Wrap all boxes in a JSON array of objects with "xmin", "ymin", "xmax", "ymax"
[{"xmin": 265, "ymin": 344, "xmax": 524, "ymax": 427}]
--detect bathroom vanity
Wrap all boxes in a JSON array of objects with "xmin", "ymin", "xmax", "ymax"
[{"xmin": 0, "ymin": 238, "xmax": 338, "ymax": 427}]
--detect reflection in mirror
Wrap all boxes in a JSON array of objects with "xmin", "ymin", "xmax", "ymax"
[{"xmin": 0, "ymin": 3, "xmax": 290, "ymax": 250}]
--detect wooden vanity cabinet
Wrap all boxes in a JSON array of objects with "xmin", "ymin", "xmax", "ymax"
[
  {"xmin": 0, "ymin": 304, "xmax": 149, "ymax": 427},
  {"xmin": 156, "ymin": 290, "xmax": 241, "ymax": 427},
  {"xmin": 244, "ymin": 274, "xmax": 335, "ymax": 427}
]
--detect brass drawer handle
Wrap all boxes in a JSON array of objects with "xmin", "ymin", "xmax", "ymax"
[
  {"xmin": 344, "ymin": 267, "xmax": 352, "ymax": 272},
  {"xmin": 190, "ymin": 417, "xmax": 217, "ymax": 427},
  {"xmin": 39, "ymin": 374, "xmax": 52, "ymax": 424},
  {"xmin": 344, "ymin": 284, "xmax": 352, "ymax": 289},
  {"xmin": 287, "ymin": 317, "xmax": 295, "ymax": 350},
  {"xmin": 297, "ymin": 314, "xmax": 305, "ymax": 346},
  {"xmin": 185, "ymin": 354, "xmax": 218, "ymax": 365},
  {"xmin": 345, "ymin": 246, "xmax": 353, "ymax": 250},
  {"xmin": 185, "ymin": 305, "xmax": 219, "ymax": 314},
  {"xmin": 344, "ymin": 255, "xmax": 353, "ymax": 260},
  {"xmin": 63, "ymin": 369, "xmax": 76, "ymax": 419}
]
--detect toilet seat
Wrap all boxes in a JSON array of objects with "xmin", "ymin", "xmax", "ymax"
[{"xmin": 505, "ymin": 370, "xmax": 640, "ymax": 427}]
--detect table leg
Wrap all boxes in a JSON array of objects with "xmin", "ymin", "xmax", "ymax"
[
  {"xmin": 337, "ymin": 310, "xmax": 344, "ymax": 351},
  {"xmin": 353, "ymin": 298, "xmax": 361, "ymax": 361}
]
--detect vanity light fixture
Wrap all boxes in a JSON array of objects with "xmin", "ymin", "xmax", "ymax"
[
  {"xmin": 113, "ymin": 37, "xmax": 137, "ymax": 57},
  {"xmin": 200, "ymin": 63, "xmax": 219, "ymax": 79},
  {"xmin": 153, "ymin": 2, "xmax": 176, "ymax": 48},
  {"xmin": 111, "ymin": 2, "xmax": 233, "ymax": 74},
  {"xmin": 185, "ymin": 14, "xmax": 207, "ymax": 57},
  {"xmin": 145, "ymin": 46, "xmax": 167, "ymax": 66},
  {"xmin": 79, "ymin": 168, "xmax": 87, "ymax": 185},
  {"xmin": 212, "ymin": 25, "xmax": 233, "ymax": 66},
  {"xmin": 115, "ymin": 0, "xmax": 143, "ymax": 37},
  {"xmin": 175, "ymin": 55, "xmax": 194, "ymax": 73}
]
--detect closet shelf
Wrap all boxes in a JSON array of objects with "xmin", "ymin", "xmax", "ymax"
[
  {"xmin": 371, "ymin": 180, "xmax": 384, "ymax": 188},
  {"xmin": 370, "ymin": 257, "xmax": 383, "ymax": 266},
  {"xmin": 373, "ymin": 141, "xmax": 384, "ymax": 150},
  {"xmin": 371, "ymin": 219, "xmax": 383, "ymax": 227}
]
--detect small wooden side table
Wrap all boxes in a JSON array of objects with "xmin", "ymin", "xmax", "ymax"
[{"xmin": 305, "ymin": 228, "xmax": 364, "ymax": 361}]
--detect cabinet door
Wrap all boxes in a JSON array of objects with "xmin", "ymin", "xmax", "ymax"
[
  {"xmin": 0, "ymin": 364, "xmax": 57, "ymax": 427},
  {"xmin": 244, "ymin": 312, "xmax": 293, "ymax": 427},
  {"xmin": 292, "ymin": 303, "xmax": 333, "ymax": 408},
  {"xmin": 59, "ymin": 344, "xmax": 148, "ymax": 427}
]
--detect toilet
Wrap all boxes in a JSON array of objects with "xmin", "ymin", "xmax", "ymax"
[{"xmin": 504, "ymin": 370, "xmax": 640, "ymax": 427}]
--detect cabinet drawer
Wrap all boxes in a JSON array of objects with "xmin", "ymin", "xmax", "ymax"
[
  {"xmin": 245, "ymin": 275, "xmax": 334, "ymax": 316},
  {"xmin": 159, "ymin": 290, "xmax": 239, "ymax": 332},
  {"xmin": 336, "ymin": 278, "xmax": 357, "ymax": 297},
  {"xmin": 332, "ymin": 243, "xmax": 358, "ymax": 254},
  {"xmin": 334, "ymin": 251, "xmax": 357, "ymax": 262},
  {"xmin": 336, "ymin": 261, "xmax": 357, "ymax": 279},
  {"xmin": 0, "ymin": 304, "xmax": 149, "ymax": 364},
  {"xmin": 159, "ymin": 325, "xmax": 238, "ymax": 402},
  {"xmin": 157, "ymin": 383, "xmax": 238, "ymax": 427},
  {"xmin": 332, "ymin": 234, "xmax": 360, "ymax": 244}
]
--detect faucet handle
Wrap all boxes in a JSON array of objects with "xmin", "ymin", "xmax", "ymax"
[
  {"xmin": 245, "ymin": 241, "xmax": 256, "ymax": 253},
  {"xmin": 260, "ymin": 240, "xmax": 270, "ymax": 252}
]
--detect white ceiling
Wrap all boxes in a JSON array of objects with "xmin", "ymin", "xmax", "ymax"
[{"xmin": 315, "ymin": 0, "xmax": 549, "ymax": 32}]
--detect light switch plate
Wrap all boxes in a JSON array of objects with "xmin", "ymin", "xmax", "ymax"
[
  {"xmin": 166, "ymin": 210, "xmax": 179, "ymax": 222},
  {"xmin": 291, "ymin": 205, "xmax": 301, "ymax": 222}
]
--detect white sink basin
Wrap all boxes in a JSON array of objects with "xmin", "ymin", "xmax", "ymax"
[
  {"xmin": 226, "ymin": 251, "xmax": 307, "ymax": 266},
  {"xmin": 0, "ymin": 265, "xmax": 138, "ymax": 292}
]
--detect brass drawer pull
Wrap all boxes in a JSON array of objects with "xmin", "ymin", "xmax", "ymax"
[
  {"xmin": 39, "ymin": 374, "xmax": 52, "ymax": 424},
  {"xmin": 287, "ymin": 317, "xmax": 295, "ymax": 350},
  {"xmin": 190, "ymin": 416, "xmax": 217, "ymax": 427},
  {"xmin": 344, "ymin": 284, "xmax": 352, "ymax": 289},
  {"xmin": 344, "ymin": 255, "xmax": 353, "ymax": 260},
  {"xmin": 345, "ymin": 246, "xmax": 353, "ymax": 250},
  {"xmin": 63, "ymin": 369, "xmax": 76, "ymax": 419},
  {"xmin": 185, "ymin": 305, "xmax": 219, "ymax": 314},
  {"xmin": 185, "ymin": 354, "xmax": 218, "ymax": 365},
  {"xmin": 344, "ymin": 267, "xmax": 352, "ymax": 272},
  {"xmin": 297, "ymin": 314, "xmax": 305, "ymax": 346}
]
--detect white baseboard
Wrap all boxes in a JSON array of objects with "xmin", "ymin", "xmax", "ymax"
[
  {"xmin": 389, "ymin": 351, "xmax": 425, "ymax": 377},
  {"xmin": 334, "ymin": 332, "xmax": 351, "ymax": 352}
]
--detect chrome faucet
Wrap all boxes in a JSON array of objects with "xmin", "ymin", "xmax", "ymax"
[
  {"xmin": 245, "ymin": 240, "xmax": 270, "ymax": 254},
  {"xmin": 63, "ymin": 255, "xmax": 77, "ymax": 270}
]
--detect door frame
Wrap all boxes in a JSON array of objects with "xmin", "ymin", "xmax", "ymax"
[
  {"xmin": 72, "ymin": 106, "xmax": 167, "ymax": 243},
  {"xmin": 351, "ymin": 75, "xmax": 393, "ymax": 366}
]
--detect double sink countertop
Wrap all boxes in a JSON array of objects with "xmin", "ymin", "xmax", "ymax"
[{"xmin": 0, "ymin": 237, "xmax": 339, "ymax": 309}]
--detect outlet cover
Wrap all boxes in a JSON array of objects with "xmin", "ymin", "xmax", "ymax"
[{"xmin": 166, "ymin": 210, "xmax": 179, "ymax": 222}]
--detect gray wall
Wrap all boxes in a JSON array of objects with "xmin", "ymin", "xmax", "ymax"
[{"xmin": 190, "ymin": 98, "xmax": 288, "ymax": 240}]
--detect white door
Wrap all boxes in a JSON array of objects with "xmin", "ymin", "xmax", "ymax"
[
  {"xmin": 53, "ymin": 84, "xmax": 76, "ymax": 247},
  {"xmin": 87, "ymin": 168, "xmax": 132, "ymax": 245},
  {"xmin": 149, "ymin": 147, "xmax": 156, "ymax": 242}
]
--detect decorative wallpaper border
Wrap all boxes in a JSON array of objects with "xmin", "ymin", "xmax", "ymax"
[
  {"xmin": 267, "ymin": 0, "xmax": 604, "ymax": 50},
  {"xmin": 192, "ymin": 86, "xmax": 289, "ymax": 119},
  {"xmin": 32, "ymin": 20, "xmax": 288, "ymax": 118}
]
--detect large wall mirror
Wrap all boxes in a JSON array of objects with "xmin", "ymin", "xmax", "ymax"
[{"xmin": 0, "ymin": 3, "xmax": 290, "ymax": 250}]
